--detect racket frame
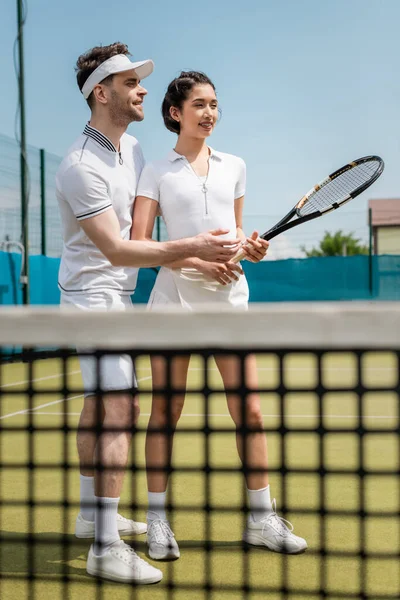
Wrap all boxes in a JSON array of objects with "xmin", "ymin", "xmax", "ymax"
[
  {"xmin": 233, "ymin": 155, "xmax": 384, "ymax": 265},
  {"xmin": 261, "ymin": 155, "xmax": 384, "ymax": 241}
]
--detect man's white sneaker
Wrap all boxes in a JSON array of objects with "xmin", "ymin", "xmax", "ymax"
[
  {"xmin": 147, "ymin": 519, "xmax": 180, "ymax": 560},
  {"xmin": 243, "ymin": 500, "xmax": 307, "ymax": 554},
  {"xmin": 75, "ymin": 512, "xmax": 147, "ymax": 539},
  {"xmin": 86, "ymin": 539, "xmax": 163, "ymax": 584}
]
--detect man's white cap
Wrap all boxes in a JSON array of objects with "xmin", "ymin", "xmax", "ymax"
[{"xmin": 81, "ymin": 54, "xmax": 154, "ymax": 100}]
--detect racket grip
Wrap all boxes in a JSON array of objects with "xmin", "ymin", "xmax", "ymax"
[{"xmin": 231, "ymin": 246, "xmax": 247, "ymax": 264}]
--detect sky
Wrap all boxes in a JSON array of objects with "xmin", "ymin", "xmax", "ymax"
[{"xmin": 1, "ymin": 0, "xmax": 399, "ymax": 258}]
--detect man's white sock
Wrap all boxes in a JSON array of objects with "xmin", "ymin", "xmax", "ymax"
[
  {"xmin": 80, "ymin": 474, "xmax": 95, "ymax": 522},
  {"xmin": 94, "ymin": 496, "xmax": 120, "ymax": 556}
]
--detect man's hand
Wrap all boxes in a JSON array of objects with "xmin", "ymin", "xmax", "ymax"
[
  {"xmin": 197, "ymin": 260, "xmax": 244, "ymax": 285},
  {"xmin": 241, "ymin": 231, "xmax": 269, "ymax": 263},
  {"xmin": 192, "ymin": 229, "xmax": 241, "ymax": 263}
]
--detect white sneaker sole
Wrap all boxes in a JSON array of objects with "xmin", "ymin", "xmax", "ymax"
[
  {"xmin": 86, "ymin": 563, "xmax": 162, "ymax": 584},
  {"xmin": 243, "ymin": 531, "xmax": 307, "ymax": 555},
  {"xmin": 76, "ymin": 531, "xmax": 94, "ymax": 539},
  {"xmin": 76, "ymin": 524, "xmax": 147, "ymax": 539},
  {"xmin": 148, "ymin": 547, "xmax": 180, "ymax": 561}
]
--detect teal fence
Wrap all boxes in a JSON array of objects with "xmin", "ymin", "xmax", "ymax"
[
  {"xmin": 243, "ymin": 255, "xmax": 400, "ymax": 301},
  {"xmin": 1, "ymin": 252, "xmax": 399, "ymax": 305}
]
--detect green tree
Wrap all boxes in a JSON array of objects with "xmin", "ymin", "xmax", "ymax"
[{"xmin": 301, "ymin": 231, "xmax": 369, "ymax": 257}]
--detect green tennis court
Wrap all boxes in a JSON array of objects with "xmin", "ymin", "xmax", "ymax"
[{"xmin": 0, "ymin": 352, "xmax": 398, "ymax": 599}]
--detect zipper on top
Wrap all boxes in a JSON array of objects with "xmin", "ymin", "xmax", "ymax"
[{"xmin": 201, "ymin": 180, "xmax": 209, "ymax": 215}]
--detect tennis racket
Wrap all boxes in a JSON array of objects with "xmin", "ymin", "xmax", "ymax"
[{"xmin": 233, "ymin": 155, "xmax": 384, "ymax": 262}]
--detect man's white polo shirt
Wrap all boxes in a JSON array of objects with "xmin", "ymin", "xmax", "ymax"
[{"xmin": 56, "ymin": 124, "xmax": 144, "ymax": 295}]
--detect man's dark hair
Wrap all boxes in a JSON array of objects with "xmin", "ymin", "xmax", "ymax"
[{"xmin": 76, "ymin": 42, "xmax": 130, "ymax": 108}]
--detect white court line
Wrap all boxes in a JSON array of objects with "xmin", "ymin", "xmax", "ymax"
[
  {"xmin": 1, "ymin": 364, "xmax": 394, "ymax": 391},
  {"xmin": 0, "ymin": 360, "xmax": 395, "ymax": 421},
  {"xmin": 0, "ymin": 369, "xmax": 81, "ymax": 389},
  {"xmin": 0, "ymin": 395, "xmax": 84, "ymax": 421},
  {"xmin": 0, "ymin": 376, "xmax": 152, "ymax": 421},
  {"xmin": 25, "ymin": 412, "xmax": 398, "ymax": 420}
]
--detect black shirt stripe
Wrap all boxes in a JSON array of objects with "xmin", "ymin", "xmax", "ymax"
[
  {"xmin": 83, "ymin": 124, "xmax": 117, "ymax": 152},
  {"xmin": 76, "ymin": 204, "xmax": 112, "ymax": 220}
]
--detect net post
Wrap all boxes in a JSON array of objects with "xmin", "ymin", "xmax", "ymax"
[
  {"xmin": 40, "ymin": 149, "xmax": 46, "ymax": 256},
  {"xmin": 17, "ymin": 0, "xmax": 29, "ymax": 305},
  {"xmin": 368, "ymin": 207, "xmax": 373, "ymax": 296}
]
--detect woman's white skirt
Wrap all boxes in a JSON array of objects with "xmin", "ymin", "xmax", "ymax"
[{"xmin": 148, "ymin": 266, "xmax": 249, "ymax": 310}]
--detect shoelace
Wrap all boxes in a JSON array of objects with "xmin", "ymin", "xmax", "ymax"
[
  {"xmin": 114, "ymin": 542, "xmax": 149, "ymax": 567},
  {"xmin": 149, "ymin": 520, "xmax": 174, "ymax": 544},
  {"xmin": 261, "ymin": 499, "xmax": 294, "ymax": 537}
]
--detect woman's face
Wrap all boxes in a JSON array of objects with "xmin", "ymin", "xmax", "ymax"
[{"xmin": 172, "ymin": 84, "xmax": 218, "ymax": 139}]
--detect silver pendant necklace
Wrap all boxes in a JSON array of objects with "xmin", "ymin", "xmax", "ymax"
[
  {"xmin": 174, "ymin": 148, "xmax": 210, "ymax": 191},
  {"xmin": 176, "ymin": 149, "xmax": 210, "ymax": 209},
  {"xmin": 183, "ymin": 151, "xmax": 209, "ymax": 191},
  {"xmin": 195, "ymin": 161, "xmax": 209, "ymax": 193}
]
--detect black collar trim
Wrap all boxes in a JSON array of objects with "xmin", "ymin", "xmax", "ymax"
[{"xmin": 83, "ymin": 123, "xmax": 117, "ymax": 152}]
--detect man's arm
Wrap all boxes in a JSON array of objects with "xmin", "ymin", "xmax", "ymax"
[
  {"xmin": 130, "ymin": 196, "xmax": 244, "ymax": 283},
  {"xmin": 131, "ymin": 195, "xmax": 203, "ymax": 270},
  {"xmin": 62, "ymin": 164, "xmax": 240, "ymax": 267},
  {"xmin": 80, "ymin": 208, "xmax": 240, "ymax": 267}
]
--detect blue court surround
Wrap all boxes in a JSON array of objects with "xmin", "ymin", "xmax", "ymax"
[{"xmin": 0, "ymin": 251, "xmax": 399, "ymax": 305}]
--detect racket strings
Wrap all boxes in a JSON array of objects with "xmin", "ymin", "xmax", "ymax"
[{"xmin": 298, "ymin": 160, "xmax": 381, "ymax": 216}]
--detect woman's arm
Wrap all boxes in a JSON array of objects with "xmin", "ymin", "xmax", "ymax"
[
  {"xmin": 131, "ymin": 195, "xmax": 159, "ymax": 242},
  {"xmin": 234, "ymin": 195, "xmax": 247, "ymax": 242}
]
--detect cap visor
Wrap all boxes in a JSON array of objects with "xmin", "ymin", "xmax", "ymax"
[{"xmin": 131, "ymin": 60, "xmax": 154, "ymax": 80}]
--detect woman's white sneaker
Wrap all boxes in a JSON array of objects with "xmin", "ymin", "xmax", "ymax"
[
  {"xmin": 243, "ymin": 500, "xmax": 307, "ymax": 554},
  {"xmin": 86, "ymin": 539, "xmax": 163, "ymax": 583},
  {"xmin": 147, "ymin": 519, "xmax": 180, "ymax": 560},
  {"xmin": 75, "ymin": 512, "xmax": 147, "ymax": 538}
]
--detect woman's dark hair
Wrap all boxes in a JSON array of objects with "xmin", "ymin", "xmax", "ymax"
[
  {"xmin": 76, "ymin": 42, "xmax": 130, "ymax": 108},
  {"xmin": 162, "ymin": 71, "xmax": 217, "ymax": 134}
]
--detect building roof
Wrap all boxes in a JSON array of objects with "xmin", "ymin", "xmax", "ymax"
[{"xmin": 368, "ymin": 199, "xmax": 400, "ymax": 226}]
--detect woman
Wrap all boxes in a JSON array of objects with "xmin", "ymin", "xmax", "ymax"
[{"xmin": 132, "ymin": 71, "xmax": 307, "ymax": 559}]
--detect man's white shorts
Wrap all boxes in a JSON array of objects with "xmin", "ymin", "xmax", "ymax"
[{"xmin": 61, "ymin": 291, "xmax": 137, "ymax": 397}]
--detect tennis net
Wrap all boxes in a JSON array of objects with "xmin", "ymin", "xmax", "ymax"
[{"xmin": 0, "ymin": 303, "xmax": 399, "ymax": 599}]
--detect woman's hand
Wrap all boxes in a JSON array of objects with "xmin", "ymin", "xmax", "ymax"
[
  {"xmin": 241, "ymin": 231, "xmax": 269, "ymax": 263},
  {"xmin": 197, "ymin": 260, "xmax": 244, "ymax": 286}
]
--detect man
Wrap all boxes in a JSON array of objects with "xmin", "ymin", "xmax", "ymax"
[{"xmin": 56, "ymin": 42, "xmax": 241, "ymax": 584}]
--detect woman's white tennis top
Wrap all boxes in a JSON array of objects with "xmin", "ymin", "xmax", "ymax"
[{"xmin": 136, "ymin": 147, "xmax": 249, "ymax": 308}]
